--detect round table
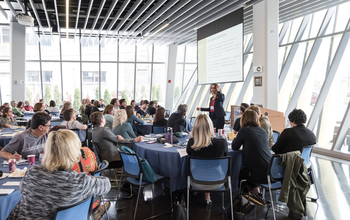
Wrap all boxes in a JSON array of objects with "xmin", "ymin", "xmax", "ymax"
[
  {"xmin": 0, "ymin": 158, "xmax": 39, "ymax": 220},
  {"xmin": 133, "ymin": 137, "xmax": 242, "ymax": 192},
  {"xmin": 134, "ymin": 122, "xmax": 153, "ymax": 135},
  {"xmin": 0, "ymin": 127, "xmax": 26, "ymax": 148}
]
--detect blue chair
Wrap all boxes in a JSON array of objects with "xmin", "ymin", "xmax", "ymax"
[
  {"xmin": 152, "ymin": 126, "xmax": 166, "ymax": 134},
  {"xmin": 256, "ymin": 154, "xmax": 285, "ymax": 220},
  {"xmin": 51, "ymin": 119, "xmax": 63, "ymax": 127},
  {"xmin": 51, "ymin": 197, "xmax": 93, "ymax": 220},
  {"xmin": 224, "ymin": 111, "xmax": 231, "ymax": 123},
  {"xmin": 272, "ymin": 130, "xmax": 280, "ymax": 143},
  {"xmin": 71, "ymin": 129, "xmax": 87, "ymax": 142},
  {"xmin": 92, "ymin": 160, "xmax": 110, "ymax": 220},
  {"xmin": 50, "ymin": 112, "xmax": 60, "ymax": 117},
  {"xmin": 301, "ymin": 144, "xmax": 319, "ymax": 202},
  {"xmin": 118, "ymin": 150, "xmax": 172, "ymax": 220},
  {"xmin": 187, "ymin": 156, "xmax": 233, "ymax": 220}
]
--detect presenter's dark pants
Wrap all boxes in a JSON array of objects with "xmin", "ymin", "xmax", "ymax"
[{"xmin": 211, "ymin": 116, "xmax": 225, "ymax": 130}]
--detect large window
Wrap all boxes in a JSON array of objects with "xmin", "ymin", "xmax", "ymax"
[
  {"xmin": 62, "ymin": 62, "xmax": 80, "ymax": 110},
  {"xmin": 0, "ymin": 61, "xmax": 10, "ymax": 103},
  {"xmin": 42, "ymin": 62, "xmax": 62, "ymax": 106}
]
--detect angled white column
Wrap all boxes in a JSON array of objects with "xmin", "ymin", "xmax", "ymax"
[
  {"xmin": 252, "ymin": 0, "xmax": 279, "ymax": 110},
  {"xmin": 10, "ymin": 22, "xmax": 26, "ymax": 102}
]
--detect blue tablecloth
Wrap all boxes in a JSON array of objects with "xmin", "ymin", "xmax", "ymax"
[
  {"xmin": 0, "ymin": 127, "xmax": 26, "ymax": 148},
  {"xmin": 133, "ymin": 138, "xmax": 242, "ymax": 192},
  {"xmin": 0, "ymin": 158, "xmax": 38, "ymax": 220}
]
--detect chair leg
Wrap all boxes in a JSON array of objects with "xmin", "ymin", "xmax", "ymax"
[
  {"xmin": 262, "ymin": 188, "xmax": 266, "ymax": 200},
  {"xmin": 267, "ymin": 175, "xmax": 276, "ymax": 220},
  {"xmin": 222, "ymin": 192, "xmax": 225, "ymax": 210},
  {"xmin": 228, "ymin": 178, "xmax": 233, "ymax": 220},
  {"xmin": 101, "ymin": 195, "xmax": 110, "ymax": 220},
  {"xmin": 187, "ymin": 177, "xmax": 190, "ymax": 220},
  {"xmin": 134, "ymin": 174, "xmax": 143, "ymax": 220},
  {"xmin": 307, "ymin": 164, "xmax": 319, "ymax": 202},
  {"xmin": 117, "ymin": 170, "xmax": 123, "ymax": 198}
]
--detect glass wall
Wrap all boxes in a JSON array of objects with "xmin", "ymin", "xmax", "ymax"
[{"xmin": 25, "ymin": 33, "xmax": 168, "ymax": 108}]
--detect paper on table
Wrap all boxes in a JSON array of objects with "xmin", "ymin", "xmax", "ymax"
[
  {"xmin": 2, "ymin": 181, "xmax": 21, "ymax": 186},
  {"xmin": 2, "ymin": 159, "xmax": 27, "ymax": 165},
  {"xmin": 177, "ymin": 149, "xmax": 188, "ymax": 158},
  {"xmin": 163, "ymin": 143, "xmax": 173, "ymax": 148},
  {"xmin": 0, "ymin": 189, "xmax": 14, "ymax": 195}
]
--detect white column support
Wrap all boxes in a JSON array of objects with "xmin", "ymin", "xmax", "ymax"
[
  {"xmin": 332, "ymin": 102, "xmax": 350, "ymax": 151},
  {"xmin": 252, "ymin": 0, "xmax": 279, "ymax": 109},
  {"xmin": 165, "ymin": 44, "xmax": 178, "ymax": 111},
  {"xmin": 10, "ymin": 22, "xmax": 26, "ymax": 102}
]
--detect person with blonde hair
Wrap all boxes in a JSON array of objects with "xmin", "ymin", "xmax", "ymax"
[
  {"xmin": 7, "ymin": 129, "xmax": 111, "ymax": 219},
  {"xmin": 186, "ymin": 114, "xmax": 228, "ymax": 206},
  {"xmin": 247, "ymin": 105, "xmax": 274, "ymax": 146},
  {"xmin": 112, "ymin": 109, "xmax": 142, "ymax": 139},
  {"xmin": 232, "ymin": 110, "xmax": 271, "ymax": 195}
]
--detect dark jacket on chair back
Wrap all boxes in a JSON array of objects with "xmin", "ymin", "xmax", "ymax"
[{"xmin": 166, "ymin": 113, "xmax": 187, "ymax": 133}]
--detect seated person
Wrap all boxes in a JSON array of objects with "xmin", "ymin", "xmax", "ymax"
[
  {"xmin": 90, "ymin": 100, "xmax": 101, "ymax": 114},
  {"xmin": 102, "ymin": 104, "xmax": 114, "ymax": 130},
  {"xmin": 126, "ymin": 105, "xmax": 143, "ymax": 125},
  {"xmin": 110, "ymin": 98, "xmax": 120, "ymax": 114},
  {"xmin": 248, "ymin": 105, "xmax": 274, "ymax": 146},
  {"xmin": 17, "ymin": 101, "xmax": 26, "ymax": 113},
  {"xmin": 0, "ymin": 112, "xmax": 51, "ymax": 160},
  {"xmin": 119, "ymin": 99, "xmax": 127, "ymax": 109},
  {"xmin": 154, "ymin": 100, "xmax": 161, "ymax": 108},
  {"xmin": 84, "ymin": 99, "xmax": 93, "ymax": 119},
  {"xmin": 99, "ymin": 99, "xmax": 105, "ymax": 108},
  {"xmin": 137, "ymin": 100, "xmax": 150, "ymax": 117},
  {"xmin": 147, "ymin": 101, "xmax": 156, "ymax": 116},
  {"xmin": 166, "ymin": 104, "xmax": 192, "ymax": 133},
  {"xmin": 60, "ymin": 101, "xmax": 78, "ymax": 119},
  {"xmin": 131, "ymin": 100, "xmax": 138, "ymax": 112},
  {"xmin": 187, "ymin": 114, "xmax": 228, "ymax": 205},
  {"xmin": 7, "ymin": 129, "xmax": 111, "ymax": 220},
  {"xmin": 62, "ymin": 108, "xmax": 87, "ymax": 130},
  {"xmin": 11, "ymin": 101, "xmax": 24, "ymax": 117},
  {"xmin": 47, "ymin": 100, "xmax": 59, "ymax": 113},
  {"xmin": 153, "ymin": 107, "xmax": 168, "ymax": 127},
  {"xmin": 112, "ymin": 109, "xmax": 142, "ymax": 139},
  {"xmin": 0, "ymin": 105, "xmax": 5, "ymax": 116},
  {"xmin": 33, "ymin": 102, "xmax": 46, "ymax": 113},
  {"xmin": 23, "ymin": 100, "xmax": 33, "ymax": 111},
  {"xmin": 90, "ymin": 112, "xmax": 142, "ymax": 168},
  {"xmin": 232, "ymin": 110, "xmax": 272, "ymax": 194},
  {"xmin": 272, "ymin": 109, "xmax": 316, "ymax": 154},
  {"xmin": 80, "ymin": 99, "xmax": 88, "ymax": 124},
  {"xmin": 233, "ymin": 103, "xmax": 249, "ymax": 134},
  {"xmin": 0, "ymin": 107, "xmax": 18, "ymax": 128}
]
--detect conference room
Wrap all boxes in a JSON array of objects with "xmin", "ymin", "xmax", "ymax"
[{"xmin": 0, "ymin": 0, "xmax": 350, "ymax": 219}]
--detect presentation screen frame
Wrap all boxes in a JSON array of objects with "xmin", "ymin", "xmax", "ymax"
[{"xmin": 197, "ymin": 7, "xmax": 244, "ymax": 85}]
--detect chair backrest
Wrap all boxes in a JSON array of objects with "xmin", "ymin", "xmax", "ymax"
[
  {"xmin": 92, "ymin": 160, "xmax": 109, "ymax": 176},
  {"xmin": 188, "ymin": 156, "xmax": 231, "ymax": 185},
  {"xmin": 52, "ymin": 197, "xmax": 93, "ymax": 220},
  {"xmin": 91, "ymin": 141, "xmax": 102, "ymax": 165},
  {"xmin": 152, "ymin": 126, "xmax": 166, "ymax": 134},
  {"xmin": 272, "ymin": 130, "xmax": 280, "ymax": 143},
  {"xmin": 165, "ymin": 110, "xmax": 170, "ymax": 117},
  {"xmin": 51, "ymin": 119, "xmax": 64, "ymax": 127},
  {"xmin": 119, "ymin": 150, "xmax": 142, "ymax": 178},
  {"xmin": 70, "ymin": 129, "xmax": 87, "ymax": 142},
  {"xmin": 224, "ymin": 112, "xmax": 231, "ymax": 121},
  {"xmin": 268, "ymin": 154, "xmax": 285, "ymax": 182},
  {"xmin": 301, "ymin": 144, "xmax": 315, "ymax": 167},
  {"xmin": 50, "ymin": 112, "xmax": 60, "ymax": 117}
]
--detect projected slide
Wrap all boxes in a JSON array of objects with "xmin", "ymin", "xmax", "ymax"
[{"xmin": 198, "ymin": 23, "xmax": 243, "ymax": 84}]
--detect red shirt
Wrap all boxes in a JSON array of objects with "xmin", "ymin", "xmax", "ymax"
[
  {"xmin": 24, "ymin": 105, "xmax": 33, "ymax": 111},
  {"xmin": 210, "ymin": 99, "xmax": 215, "ymax": 112}
]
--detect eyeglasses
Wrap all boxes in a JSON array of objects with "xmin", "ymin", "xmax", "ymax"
[{"xmin": 42, "ymin": 124, "xmax": 52, "ymax": 128}]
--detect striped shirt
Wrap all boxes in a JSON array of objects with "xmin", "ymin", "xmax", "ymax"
[{"xmin": 7, "ymin": 165, "xmax": 111, "ymax": 220}]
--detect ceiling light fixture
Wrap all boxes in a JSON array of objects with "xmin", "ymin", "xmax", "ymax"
[
  {"xmin": 66, "ymin": 0, "xmax": 69, "ymax": 38},
  {"xmin": 143, "ymin": 23, "xmax": 169, "ymax": 42}
]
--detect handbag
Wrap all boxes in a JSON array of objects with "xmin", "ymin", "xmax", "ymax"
[
  {"xmin": 233, "ymin": 186, "xmax": 256, "ymax": 220},
  {"xmin": 120, "ymin": 146, "xmax": 158, "ymax": 183}
]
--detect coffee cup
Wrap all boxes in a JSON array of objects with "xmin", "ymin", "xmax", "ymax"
[{"xmin": 27, "ymin": 155, "xmax": 35, "ymax": 165}]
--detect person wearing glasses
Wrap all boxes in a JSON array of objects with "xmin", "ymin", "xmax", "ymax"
[
  {"xmin": 0, "ymin": 112, "xmax": 51, "ymax": 160},
  {"xmin": 0, "ymin": 107, "xmax": 18, "ymax": 128}
]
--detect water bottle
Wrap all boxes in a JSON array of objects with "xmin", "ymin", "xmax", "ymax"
[{"xmin": 167, "ymin": 127, "xmax": 173, "ymax": 144}]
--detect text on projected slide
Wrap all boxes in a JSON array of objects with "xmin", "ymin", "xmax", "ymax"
[{"xmin": 198, "ymin": 24, "xmax": 242, "ymax": 84}]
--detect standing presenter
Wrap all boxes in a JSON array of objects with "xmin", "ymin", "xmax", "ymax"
[{"xmin": 196, "ymin": 83, "xmax": 226, "ymax": 130}]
